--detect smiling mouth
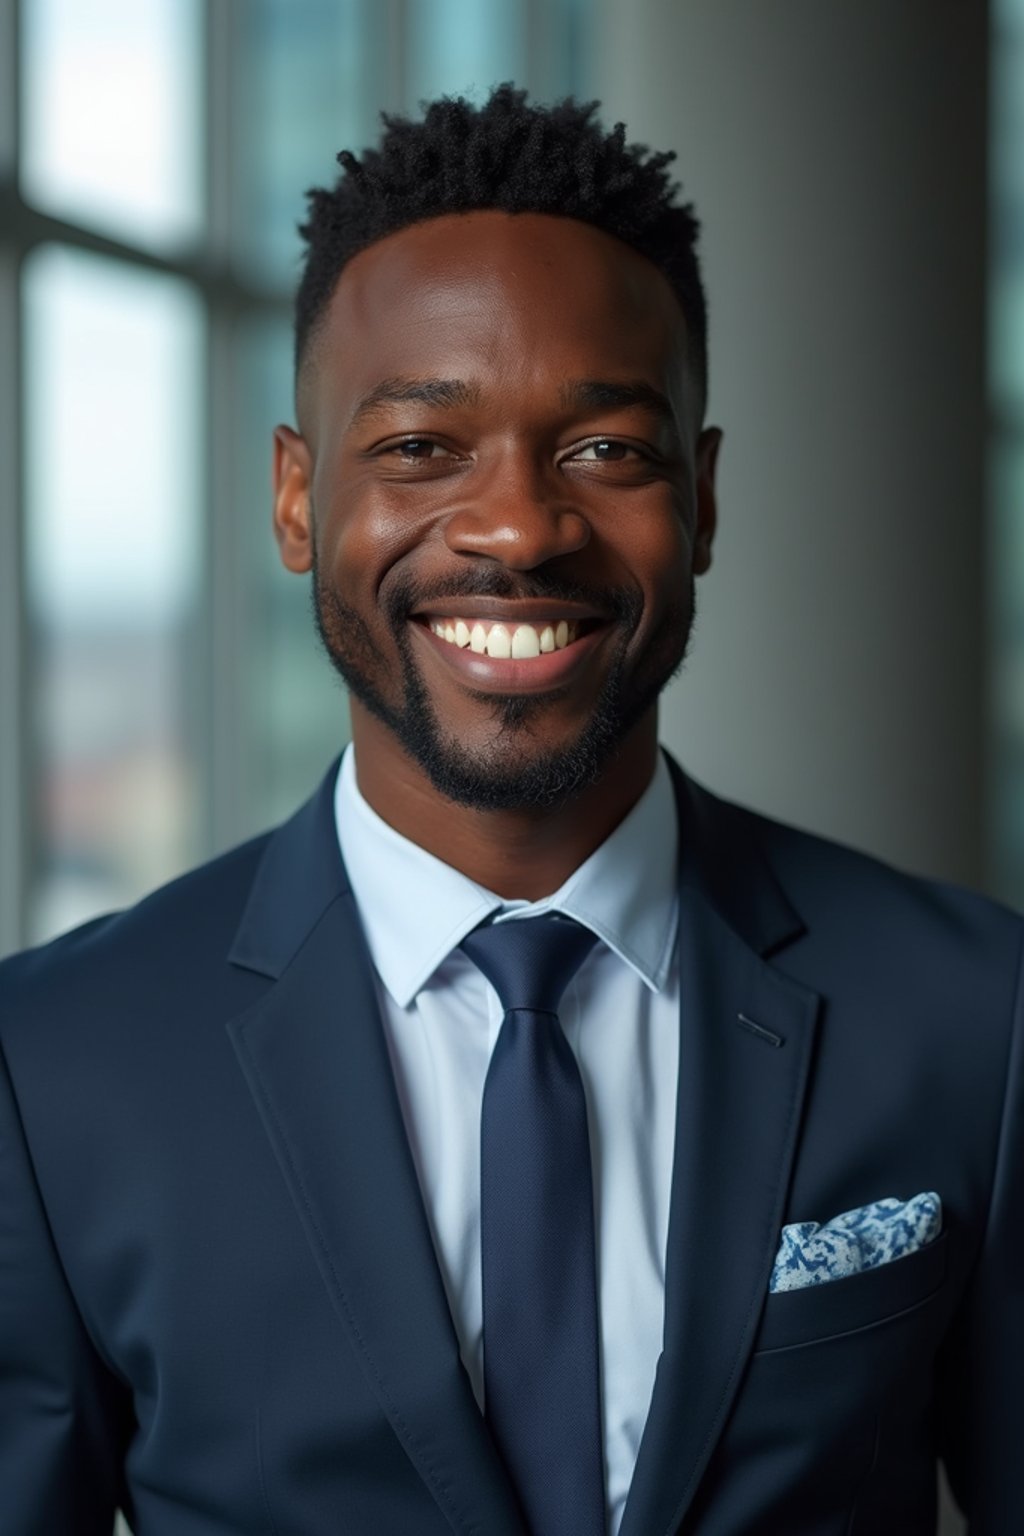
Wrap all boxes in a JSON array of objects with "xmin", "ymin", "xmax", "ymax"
[
  {"xmin": 423, "ymin": 616, "xmax": 598, "ymax": 660},
  {"xmin": 407, "ymin": 595, "xmax": 615, "ymax": 692}
]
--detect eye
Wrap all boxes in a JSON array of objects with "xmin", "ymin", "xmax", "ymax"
[
  {"xmin": 567, "ymin": 439, "xmax": 642, "ymax": 463},
  {"xmin": 390, "ymin": 437, "xmax": 451, "ymax": 462},
  {"xmin": 372, "ymin": 435, "xmax": 467, "ymax": 478}
]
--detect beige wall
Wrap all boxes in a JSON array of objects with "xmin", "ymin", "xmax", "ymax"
[{"xmin": 588, "ymin": 0, "xmax": 989, "ymax": 895}]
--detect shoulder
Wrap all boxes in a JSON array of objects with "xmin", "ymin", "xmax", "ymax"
[
  {"xmin": 672, "ymin": 754, "xmax": 1023, "ymax": 986},
  {"xmin": 0, "ymin": 832, "xmax": 272, "ymax": 1049},
  {"xmin": 700, "ymin": 781, "xmax": 1024, "ymax": 1013},
  {"xmin": 0, "ymin": 753, "xmax": 345, "ymax": 1088},
  {"xmin": 753, "ymin": 796, "xmax": 1018, "ymax": 945}
]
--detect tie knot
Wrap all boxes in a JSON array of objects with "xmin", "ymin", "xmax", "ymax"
[{"xmin": 460, "ymin": 913, "xmax": 598, "ymax": 1016}]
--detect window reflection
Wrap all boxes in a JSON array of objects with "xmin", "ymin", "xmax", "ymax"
[
  {"xmin": 993, "ymin": 6, "xmax": 1024, "ymax": 412},
  {"xmin": 992, "ymin": 2, "xmax": 1024, "ymax": 904},
  {"xmin": 20, "ymin": 0, "xmax": 201, "ymax": 250},
  {"xmin": 23, "ymin": 245, "xmax": 204, "ymax": 941},
  {"xmin": 233, "ymin": 0, "xmax": 378, "ymax": 285}
]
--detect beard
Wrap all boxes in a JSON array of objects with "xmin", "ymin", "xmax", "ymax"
[{"xmin": 311, "ymin": 555, "xmax": 695, "ymax": 812}]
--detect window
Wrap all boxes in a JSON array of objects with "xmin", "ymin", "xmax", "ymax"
[
  {"xmin": 0, "ymin": 0, "xmax": 586, "ymax": 957},
  {"xmin": 992, "ymin": 0, "xmax": 1024, "ymax": 903},
  {"xmin": 23, "ymin": 246, "xmax": 204, "ymax": 939}
]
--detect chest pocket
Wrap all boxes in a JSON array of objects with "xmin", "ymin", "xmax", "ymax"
[{"xmin": 753, "ymin": 1230, "xmax": 948, "ymax": 1355}]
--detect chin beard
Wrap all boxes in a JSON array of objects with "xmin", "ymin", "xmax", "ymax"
[{"xmin": 310, "ymin": 558, "xmax": 695, "ymax": 812}]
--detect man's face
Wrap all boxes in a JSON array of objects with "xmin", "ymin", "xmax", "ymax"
[{"xmin": 274, "ymin": 210, "xmax": 719, "ymax": 811}]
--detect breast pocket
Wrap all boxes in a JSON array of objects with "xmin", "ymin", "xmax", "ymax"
[{"xmin": 753, "ymin": 1230, "xmax": 948, "ymax": 1355}]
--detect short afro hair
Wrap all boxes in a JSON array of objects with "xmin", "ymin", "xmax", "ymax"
[{"xmin": 295, "ymin": 83, "xmax": 708, "ymax": 412}]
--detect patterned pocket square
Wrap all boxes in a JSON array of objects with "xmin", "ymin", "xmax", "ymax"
[{"xmin": 769, "ymin": 1190, "xmax": 942, "ymax": 1294}]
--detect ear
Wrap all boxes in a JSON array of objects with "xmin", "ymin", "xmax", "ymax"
[
  {"xmin": 693, "ymin": 426, "xmax": 722, "ymax": 576},
  {"xmin": 273, "ymin": 425, "xmax": 314, "ymax": 573}
]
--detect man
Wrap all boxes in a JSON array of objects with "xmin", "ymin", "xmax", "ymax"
[{"xmin": 0, "ymin": 85, "xmax": 1020, "ymax": 1536}]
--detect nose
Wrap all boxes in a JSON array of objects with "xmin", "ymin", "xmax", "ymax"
[{"xmin": 442, "ymin": 457, "xmax": 590, "ymax": 570}]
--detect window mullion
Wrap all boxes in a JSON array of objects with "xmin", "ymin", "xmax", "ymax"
[
  {"xmin": 203, "ymin": 0, "xmax": 245, "ymax": 856},
  {"xmin": 0, "ymin": 242, "xmax": 28, "ymax": 958},
  {"xmin": 0, "ymin": 0, "xmax": 27, "ymax": 956}
]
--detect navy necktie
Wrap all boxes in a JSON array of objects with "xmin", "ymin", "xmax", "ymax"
[{"xmin": 461, "ymin": 914, "xmax": 606, "ymax": 1536}]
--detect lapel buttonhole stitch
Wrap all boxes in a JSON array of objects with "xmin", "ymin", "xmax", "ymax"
[{"xmin": 736, "ymin": 1013, "xmax": 785, "ymax": 1048}]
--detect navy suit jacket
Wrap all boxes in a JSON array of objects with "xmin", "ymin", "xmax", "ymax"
[{"xmin": 1, "ymin": 755, "xmax": 1022, "ymax": 1535}]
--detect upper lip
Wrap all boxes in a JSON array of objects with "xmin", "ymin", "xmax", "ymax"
[{"xmin": 410, "ymin": 598, "xmax": 610, "ymax": 625}]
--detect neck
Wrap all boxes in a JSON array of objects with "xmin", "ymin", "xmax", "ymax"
[{"xmin": 349, "ymin": 706, "xmax": 659, "ymax": 901}]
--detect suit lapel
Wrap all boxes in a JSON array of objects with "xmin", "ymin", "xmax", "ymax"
[
  {"xmin": 619, "ymin": 768, "xmax": 821, "ymax": 1536},
  {"xmin": 226, "ymin": 769, "xmax": 524, "ymax": 1536},
  {"xmin": 224, "ymin": 758, "xmax": 819, "ymax": 1536}
]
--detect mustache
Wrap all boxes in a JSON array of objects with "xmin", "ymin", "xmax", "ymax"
[{"xmin": 384, "ymin": 568, "xmax": 641, "ymax": 627}]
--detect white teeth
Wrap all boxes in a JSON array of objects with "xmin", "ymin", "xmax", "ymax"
[
  {"xmin": 511, "ymin": 624, "xmax": 541, "ymax": 659},
  {"xmin": 485, "ymin": 624, "xmax": 512, "ymax": 659},
  {"xmin": 429, "ymin": 617, "xmax": 583, "ymax": 657}
]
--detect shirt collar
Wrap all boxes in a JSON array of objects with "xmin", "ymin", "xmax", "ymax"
[{"xmin": 335, "ymin": 744, "xmax": 679, "ymax": 1009}]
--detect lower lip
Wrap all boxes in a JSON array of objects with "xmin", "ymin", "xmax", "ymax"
[{"xmin": 409, "ymin": 620, "xmax": 611, "ymax": 693}]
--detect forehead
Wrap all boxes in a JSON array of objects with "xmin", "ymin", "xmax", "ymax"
[{"xmin": 305, "ymin": 211, "xmax": 692, "ymax": 430}]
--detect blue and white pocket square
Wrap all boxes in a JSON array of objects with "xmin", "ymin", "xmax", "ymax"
[{"xmin": 769, "ymin": 1191, "xmax": 941, "ymax": 1294}]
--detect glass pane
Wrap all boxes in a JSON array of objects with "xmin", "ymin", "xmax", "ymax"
[
  {"xmin": 992, "ymin": 264, "xmax": 1024, "ymax": 415},
  {"xmin": 992, "ymin": 0, "xmax": 1024, "ymax": 904},
  {"xmin": 233, "ymin": 0, "xmax": 383, "ymax": 286},
  {"xmin": 993, "ymin": 19, "xmax": 1024, "ymax": 412},
  {"xmin": 23, "ymin": 245, "xmax": 204, "ymax": 942},
  {"xmin": 20, "ymin": 0, "xmax": 201, "ymax": 250},
  {"xmin": 234, "ymin": 315, "xmax": 349, "ymax": 829},
  {"xmin": 405, "ymin": 0, "xmax": 527, "ymax": 103},
  {"xmin": 989, "ymin": 440, "xmax": 1024, "ymax": 905},
  {"xmin": 231, "ymin": 0, "xmax": 586, "ymax": 286}
]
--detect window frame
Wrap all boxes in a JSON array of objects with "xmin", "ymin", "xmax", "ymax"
[
  {"xmin": 0, "ymin": 0, "xmax": 291, "ymax": 956},
  {"xmin": 0, "ymin": 0, "xmax": 589, "ymax": 957}
]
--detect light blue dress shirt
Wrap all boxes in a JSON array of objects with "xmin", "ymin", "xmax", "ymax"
[{"xmin": 335, "ymin": 745, "xmax": 681, "ymax": 1535}]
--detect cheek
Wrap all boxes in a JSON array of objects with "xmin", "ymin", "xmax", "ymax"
[
  {"xmin": 316, "ymin": 484, "xmax": 423, "ymax": 607},
  {"xmin": 625, "ymin": 491, "xmax": 694, "ymax": 606}
]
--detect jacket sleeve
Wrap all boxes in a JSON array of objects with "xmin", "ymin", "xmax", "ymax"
[
  {"xmin": 937, "ymin": 929, "xmax": 1024, "ymax": 1534},
  {"xmin": 0, "ymin": 1043, "xmax": 129, "ymax": 1533}
]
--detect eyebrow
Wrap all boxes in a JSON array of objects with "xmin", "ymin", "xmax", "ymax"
[
  {"xmin": 347, "ymin": 374, "xmax": 679, "ymax": 433},
  {"xmin": 349, "ymin": 376, "xmax": 481, "ymax": 425},
  {"xmin": 559, "ymin": 378, "xmax": 677, "ymax": 426}
]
